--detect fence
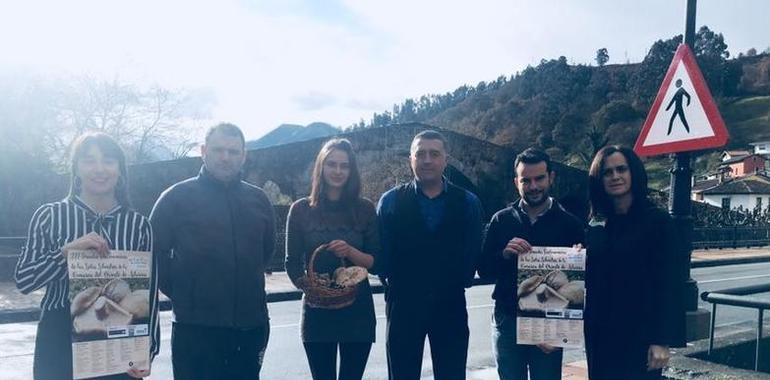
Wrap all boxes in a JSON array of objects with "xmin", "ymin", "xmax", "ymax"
[
  {"xmin": 692, "ymin": 226, "xmax": 770, "ymax": 249},
  {"xmin": 701, "ymin": 283, "xmax": 770, "ymax": 371}
]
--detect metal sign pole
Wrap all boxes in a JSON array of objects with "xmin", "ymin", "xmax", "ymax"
[{"xmin": 671, "ymin": 0, "xmax": 699, "ymax": 314}]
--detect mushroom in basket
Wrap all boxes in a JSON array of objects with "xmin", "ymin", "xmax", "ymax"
[{"xmin": 332, "ymin": 266, "xmax": 368, "ymax": 287}]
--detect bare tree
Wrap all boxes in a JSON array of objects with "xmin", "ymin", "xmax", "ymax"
[{"xmin": 51, "ymin": 76, "xmax": 212, "ymax": 167}]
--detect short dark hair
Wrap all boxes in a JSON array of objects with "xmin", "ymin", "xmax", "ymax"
[
  {"xmin": 205, "ymin": 123, "xmax": 245, "ymax": 148},
  {"xmin": 411, "ymin": 130, "xmax": 448, "ymax": 153},
  {"xmin": 514, "ymin": 147, "xmax": 552, "ymax": 174},
  {"xmin": 588, "ymin": 145, "xmax": 649, "ymax": 217}
]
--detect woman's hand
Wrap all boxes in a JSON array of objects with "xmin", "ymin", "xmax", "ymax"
[
  {"xmin": 127, "ymin": 366, "xmax": 150, "ymax": 378},
  {"xmin": 62, "ymin": 232, "xmax": 110, "ymax": 259},
  {"xmin": 328, "ymin": 240, "xmax": 374, "ymax": 269},
  {"xmin": 295, "ymin": 276, "xmax": 310, "ymax": 290},
  {"xmin": 573, "ymin": 243, "xmax": 583, "ymax": 250},
  {"xmin": 327, "ymin": 240, "xmax": 358, "ymax": 259},
  {"xmin": 647, "ymin": 344, "xmax": 671, "ymax": 370}
]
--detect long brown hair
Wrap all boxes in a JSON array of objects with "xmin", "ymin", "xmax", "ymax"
[
  {"xmin": 308, "ymin": 138, "xmax": 361, "ymax": 208},
  {"xmin": 588, "ymin": 145, "xmax": 649, "ymax": 217},
  {"xmin": 67, "ymin": 132, "xmax": 131, "ymax": 207}
]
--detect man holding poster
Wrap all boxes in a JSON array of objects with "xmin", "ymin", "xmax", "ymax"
[{"xmin": 478, "ymin": 148, "xmax": 584, "ymax": 380}]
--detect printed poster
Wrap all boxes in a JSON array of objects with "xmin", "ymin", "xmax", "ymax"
[
  {"xmin": 516, "ymin": 246, "xmax": 585, "ymax": 348},
  {"xmin": 67, "ymin": 250, "xmax": 152, "ymax": 379}
]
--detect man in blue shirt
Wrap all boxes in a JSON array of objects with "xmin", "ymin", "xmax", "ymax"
[{"xmin": 377, "ymin": 130, "xmax": 482, "ymax": 380}]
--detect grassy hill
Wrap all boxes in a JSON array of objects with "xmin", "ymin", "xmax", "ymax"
[{"xmin": 359, "ymin": 30, "xmax": 770, "ymax": 190}]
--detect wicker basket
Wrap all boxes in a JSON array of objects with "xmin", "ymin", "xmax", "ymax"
[{"xmin": 303, "ymin": 244, "xmax": 358, "ymax": 309}]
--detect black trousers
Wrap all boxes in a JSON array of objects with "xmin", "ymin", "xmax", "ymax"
[
  {"xmin": 171, "ymin": 321, "xmax": 270, "ymax": 380},
  {"xmin": 587, "ymin": 341, "xmax": 663, "ymax": 380},
  {"xmin": 386, "ymin": 294, "xmax": 469, "ymax": 380},
  {"xmin": 33, "ymin": 307, "xmax": 133, "ymax": 380},
  {"xmin": 303, "ymin": 341, "xmax": 372, "ymax": 380}
]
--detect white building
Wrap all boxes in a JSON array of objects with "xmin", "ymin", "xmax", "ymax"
[
  {"xmin": 700, "ymin": 173, "xmax": 770, "ymax": 210},
  {"xmin": 750, "ymin": 141, "xmax": 770, "ymax": 155}
]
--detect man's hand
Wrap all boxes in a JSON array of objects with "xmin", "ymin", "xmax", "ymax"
[
  {"xmin": 502, "ymin": 237, "xmax": 532, "ymax": 259},
  {"xmin": 62, "ymin": 232, "xmax": 110, "ymax": 259},
  {"xmin": 647, "ymin": 344, "xmax": 671, "ymax": 370},
  {"xmin": 536, "ymin": 343, "xmax": 557, "ymax": 354},
  {"xmin": 127, "ymin": 366, "xmax": 150, "ymax": 378}
]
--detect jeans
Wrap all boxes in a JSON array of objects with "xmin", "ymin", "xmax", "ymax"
[{"xmin": 491, "ymin": 307, "xmax": 563, "ymax": 380}]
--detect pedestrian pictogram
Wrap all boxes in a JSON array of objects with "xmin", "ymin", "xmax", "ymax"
[
  {"xmin": 666, "ymin": 79, "xmax": 691, "ymax": 135},
  {"xmin": 634, "ymin": 44, "xmax": 729, "ymax": 156}
]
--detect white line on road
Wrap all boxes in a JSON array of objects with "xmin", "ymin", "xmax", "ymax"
[{"xmin": 699, "ymin": 274, "xmax": 770, "ymax": 284}]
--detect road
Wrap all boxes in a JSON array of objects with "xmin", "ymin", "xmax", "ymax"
[
  {"xmin": 260, "ymin": 261, "xmax": 770, "ymax": 379},
  {"xmin": 1, "ymin": 262, "xmax": 770, "ymax": 379},
  {"xmin": 692, "ymin": 261, "xmax": 770, "ymax": 335}
]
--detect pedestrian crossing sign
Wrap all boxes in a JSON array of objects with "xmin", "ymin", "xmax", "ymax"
[{"xmin": 634, "ymin": 44, "xmax": 729, "ymax": 157}]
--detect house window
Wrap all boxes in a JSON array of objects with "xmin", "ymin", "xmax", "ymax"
[{"xmin": 721, "ymin": 197, "xmax": 731, "ymax": 209}]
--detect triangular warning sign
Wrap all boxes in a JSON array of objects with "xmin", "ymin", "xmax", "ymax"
[{"xmin": 634, "ymin": 44, "xmax": 729, "ymax": 157}]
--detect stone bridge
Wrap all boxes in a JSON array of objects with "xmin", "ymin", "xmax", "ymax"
[
  {"xmin": 129, "ymin": 122, "xmax": 588, "ymax": 219},
  {"xmin": 0, "ymin": 123, "xmax": 589, "ymax": 276}
]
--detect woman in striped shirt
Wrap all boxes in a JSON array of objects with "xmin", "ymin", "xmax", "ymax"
[{"xmin": 14, "ymin": 132, "xmax": 159, "ymax": 380}]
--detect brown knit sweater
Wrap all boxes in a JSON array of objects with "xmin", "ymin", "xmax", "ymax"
[{"xmin": 284, "ymin": 197, "xmax": 380, "ymax": 342}]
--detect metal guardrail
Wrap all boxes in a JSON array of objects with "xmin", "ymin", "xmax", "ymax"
[
  {"xmin": 693, "ymin": 227, "xmax": 770, "ymax": 249},
  {"xmin": 0, "ymin": 237, "xmax": 25, "ymax": 248},
  {"xmin": 0, "ymin": 236, "xmax": 287, "ymax": 272},
  {"xmin": 700, "ymin": 283, "xmax": 770, "ymax": 371}
]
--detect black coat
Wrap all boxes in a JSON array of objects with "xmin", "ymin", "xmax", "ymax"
[
  {"xmin": 584, "ymin": 202, "xmax": 686, "ymax": 379},
  {"xmin": 478, "ymin": 200, "xmax": 585, "ymax": 316},
  {"xmin": 150, "ymin": 167, "xmax": 276, "ymax": 328}
]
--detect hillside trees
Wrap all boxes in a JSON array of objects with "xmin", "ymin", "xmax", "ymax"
[
  {"xmin": 596, "ymin": 48, "xmax": 609, "ymax": 66},
  {"xmin": 359, "ymin": 26, "xmax": 756, "ymax": 177}
]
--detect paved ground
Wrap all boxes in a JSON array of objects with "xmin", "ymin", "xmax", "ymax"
[
  {"xmin": 1, "ymin": 247, "xmax": 769, "ymax": 379},
  {"xmin": 692, "ymin": 247, "xmax": 770, "ymax": 261}
]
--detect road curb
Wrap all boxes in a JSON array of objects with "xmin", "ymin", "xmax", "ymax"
[{"xmin": 691, "ymin": 255, "xmax": 770, "ymax": 268}]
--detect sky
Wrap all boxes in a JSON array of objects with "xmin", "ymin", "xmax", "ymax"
[{"xmin": 0, "ymin": 0, "xmax": 768, "ymax": 141}]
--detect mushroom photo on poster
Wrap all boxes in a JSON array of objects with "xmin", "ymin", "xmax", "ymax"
[
  {"xmin": 517, "ymin": 269, "xmax": 585, "ymax": 317},
  {"xmin": 69, "ymin": 278, "xmax": 151, "ymax": 341}
]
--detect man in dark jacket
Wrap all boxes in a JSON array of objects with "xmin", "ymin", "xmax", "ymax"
[
  {"xmin": 150, "ymin": 123, "xmax": 275, "ymax": 380},
  {"xmin": 477, "ymin": 148, "xmax": 584, "ymax": 380},
  {"xmin": 377, "ymin": 130, "xmax": 483, "ymax": 380}
]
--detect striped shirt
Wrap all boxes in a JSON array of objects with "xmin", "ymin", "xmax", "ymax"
[{"xmin": 14, "ymin": 196, "xmax": 161, "ymax": 358}]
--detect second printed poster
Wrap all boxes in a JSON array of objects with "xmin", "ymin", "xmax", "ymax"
[{"xmin": 516, "ymin": 246, "xmax": 586, "ymax": 348}]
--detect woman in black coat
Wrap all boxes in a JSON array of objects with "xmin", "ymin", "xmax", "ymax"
[{"xmin": 584, "ymin": 146, "xmax": 686, "ymax": 380}]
